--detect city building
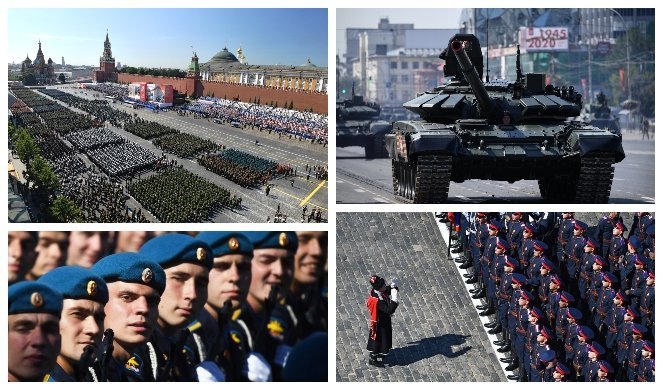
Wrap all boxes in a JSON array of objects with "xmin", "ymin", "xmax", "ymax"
[
  {"xmin": 93, "ymin": 32, "xmax": 118, "ymax": 83},
  {"xmin": 20, "ymin": 40, "xmax": 56, "ymax": 84}
]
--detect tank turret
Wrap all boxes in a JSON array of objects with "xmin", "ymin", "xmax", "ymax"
[
  {"xmin": 336, "ymin": 85, "xmax": 391, "ymax": 158},
  {"xmin": 384, "ymin": 33, "xmax": 625, "ymax": 203}
]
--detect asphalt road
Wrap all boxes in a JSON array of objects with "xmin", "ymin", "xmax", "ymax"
[
  {"xmin": 13, "ymin": 87, "xmax": 328, "ymax": 222},
  {"xmin": 336, "ymin": 133, "xmax": 654, "ymax": 204},
  {"xmin": 336, "ymin": 212, "xmax": 505, "ymax": 381}
]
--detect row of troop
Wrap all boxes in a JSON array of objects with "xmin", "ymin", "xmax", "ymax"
[
  {"xmin": 8, "ymin": 231, "xmax": 328, "ymax": 381},
  {"xmin": 446, "ymin": 212, "xmax": 654, "ymax": 382}
]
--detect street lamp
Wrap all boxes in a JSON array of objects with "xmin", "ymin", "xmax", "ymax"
[{"xmin": 608, "ymin": 8, "xmax": 631, "ymax": 101}]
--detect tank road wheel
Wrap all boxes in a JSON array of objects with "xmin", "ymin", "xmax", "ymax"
[
  {"xmin": 573, "ymin": 152, "xmax": 616, "ymax": 203},
  {"xmin": 392, "ymin": 155, "xmax": 451, "ymax": 203},
  {"xmin": 537, "ymin": 175, "xmax": 578, "ymax": 202}
]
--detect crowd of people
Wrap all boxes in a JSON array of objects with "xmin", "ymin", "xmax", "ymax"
[
  {"xmin": 445, "ymin": 212, "xmax": 655, "ymax": 382},
  {"xmin": 8, "ymin": 231, "xmax": 328, "ymax": 382},
  {"xmin": 198, "ymin": 149, "xmax": 277, "ymax": 188},
  {"xmin": 183, "ymin": 97, "xmax": 328, "ymax": 144},
  {"xmin": 86, "ymin": 142, "xmax": 159, "ymax": 177},
  {"xmin": 152, "ymin": 132, "xmax": 220, "ymax": 158},
  {"xmin": 65, "ymin": 127, "xmax": 124, "ymax": 150},
  {"xmin": 127, "ymin": 166, "xmax": 239, "ymax": 223}
]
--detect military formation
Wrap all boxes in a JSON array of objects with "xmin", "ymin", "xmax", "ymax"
[
  {"xmin": 8, "ymin": 230, "xmax": 328, "ymax": 382},
  {"xmin": 198, "ymin": 149, "xmax": 278, "ymax": 188},
  {"xmin": 445, "ymin": 212, "xmax": 654, "ymax": 382}
]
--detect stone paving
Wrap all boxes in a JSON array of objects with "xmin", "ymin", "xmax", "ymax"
[{"xmin": 336, "ymin": 212, "xmax": 505, "ymax": 382}]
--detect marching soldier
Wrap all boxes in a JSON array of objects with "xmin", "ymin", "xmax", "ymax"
[
  {"xmin": 39, "ymin": 266, "xmax": 108, "ymax": 381},
  {"xmin": 8, "ymin": 281, "xmax": 63, "ymax": 381}
]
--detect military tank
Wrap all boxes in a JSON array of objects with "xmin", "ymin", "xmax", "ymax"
[
  {"xmin": 580, "ymin": 91, "xmax": 621, "ymax": 133},
  {"xmin": 336, "ymin": 89, "xmax": 391, "ymax": 159},
  {"xmin": 385, "ymin": 34, "xmax": 625, "ymax": 203}
]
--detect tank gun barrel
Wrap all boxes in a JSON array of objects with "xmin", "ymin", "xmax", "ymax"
[{"xmin": 451, "ymin": 40, "xmax": 493, "ymax": 115}]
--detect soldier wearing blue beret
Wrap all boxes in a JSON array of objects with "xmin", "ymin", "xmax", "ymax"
[
  {"xmin": 289, "ymin": 231, "xmax": 328, "ymax": 341},
  {"xmin": 243, "ymin": 231, "xmax": 298, "ymax": 380},
  {"xmin": 193, "ymin": 232, "xmax": 268, "ymax": 381},
  {"xmin": 91, "ymin": 253, "xmax": 166, "ymax": 381},
  {"xmin": 139, "ymin": 233, "xmax": 218, "ymax": 381},
  {"xmin": 8, "ymin": 281, "xmax": 63, "ymax": 382},
  {"xmin": 39, "ymin": 266, "xmax": 109, "ymax": 381}
]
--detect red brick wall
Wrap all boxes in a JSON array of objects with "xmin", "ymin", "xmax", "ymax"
[{"xmin": 116, "ymin": 74, "xmax": 327, "ymax": 114}]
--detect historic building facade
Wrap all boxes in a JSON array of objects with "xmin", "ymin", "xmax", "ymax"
[
  {"xmin": 93, "ymin": 32, "xmax": 118, "ymax": 83},
  {"xmin": 199, "ymin": 47, "xmax": 328, "ymax": 94},
  {"xmin": 21, "ymin": 41, "xmax": 56, "ymax": 84}
]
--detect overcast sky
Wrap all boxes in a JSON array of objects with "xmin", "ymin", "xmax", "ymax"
[{"xmin": 336, "ymin": 9, "xmax": 463, "ymax": 58}]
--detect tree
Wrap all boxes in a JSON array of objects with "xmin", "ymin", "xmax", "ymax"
[
  {"xmin": 49, "ymin": 196, "xmax": 82, "ymax": 222},
  {"xmin": 22, "ymin": 73, "xmax": 37, "ymax": 86},
  {"xmin": 29, "ymin": 156, "xmax": 59, "ymax": 193},
  {"xmin": 58, "ymin": 73, "xmax": 66, "ymax": 83},
  {"xmin": 13, "ymin": 128, "xmax": 39, "ymax": 165}
]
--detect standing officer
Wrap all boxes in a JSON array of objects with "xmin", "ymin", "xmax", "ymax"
[
  {"xmin": 615, "ymin": 307, "xmax": 639, "ymax": 380},
  {"xmin": 366, "ymin": 275, "xmax": 399, "ymax": 367},
  {"xmin": 582, "ymin": 341, "xmax": 605, "ymax": 382},
  {"xmin": 8, "ymin": 281, "xmax": 63, "ymax": 381},
  {"xmin": 563, "ymin": 308, "xmax": 582, "ymax": 367},
  {"xmin": 572, "ymin": 325, "xmax": 594, "ymax": 381},
  {"xmin": 139, "ymin": 233, "xmax": 220, "ymax": 381},
  {"xmin": 507, "ymin": 212, "xmax": 524, "ymax": 258},
  {"xmin": 566, "ymin": 221, "xmax": 588, "ymax": 299},
  {"xmin": 639, "ymin": 271, "xmax": 654, "ymax": 329},
  {"xmin": 555, "ymin": 212, "xmax": 575, "ymax": 266},
  {"xmin": 627, "ymin": 323, "xmax": 647, "ymax": 381},
  {"xmin": 595, "ymin": 212, "xmax": 623, "ymax": 260},
  {"xmin": 39, "ymin": 266, "xmax": 108, "ymax": 381},
  {"xmin": 91, "ymin": 253, "xmax": 166, "ymax": 381},
  {"xmin": 605, "ymin": 290, "xmax": 628, "ymax": 350},
  {"xmin": 636, "ymin": 340, "xmax": 655, "ymax": 381},
  {"xmin": 608, "ymin": 221, "xmax": 628, "ymax": 278},
  {"xmin": 629, "ymin": 212, "xmax": 654, "ymax": 250},
  {"xmin": 518, "ymin": 223, "xmax": 537, "ymax": 272}
]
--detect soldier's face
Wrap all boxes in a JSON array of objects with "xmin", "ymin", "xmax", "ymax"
[
  {"xmin": 248, "ymin": 248, "xmax": 293, "ymax": 309},
  {"xmin": 609, "ymin": 212, "xmax": 619, "ymax": 218},
  {"xmin": 293, "ymin": 231, "xmax": 326, "ymax": 286},
  {"xmin": 58, "ymin": 299, "xmax": 105, "ymax": 364},
  {"xmin": 613, "ymin": 227, "xmax": 622, "ymax": 236},
  {"xmin": 8, "ymin": 232, "xmax": 37, "ymax": 284},
  {"xmin": 208, "ymin": 253, "xmax": 251, "ymax": 311},
  {"xmin": 67, "ymin": 232, "xmax": 107, "ymax": 268},
  {"xmin": 159, "ymin": 262, "xmax": 209, "ymax": 329},
  {"xmin": 495, "ymin": 247, "xmax": 504, "ymax": 255},
  {"xmin": 104, "ymin": 281, "xmax": 160, "ymax": 346},
  {"xmin": 8, "ymin": 313, "xmax": 61, "ymax": 382},
  {"xmin": 114, "ymin": 231, "xmax": 152, "ymax": 253},
  {"xmin": 31, "ymin": 232, "xmax": 68, "ymax": 279},
  {"xmin": 523, "ymin": 230, "xmax": 532, "ymax": 239},
  {"xmin": 573, "ymin": 228, "xmax": 583, "ymax": 236}
]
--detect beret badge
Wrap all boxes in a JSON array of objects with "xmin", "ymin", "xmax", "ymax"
[
  {"xmin": 229, "ymin": 237, "xmax": 239, "ymax": 251},
  {"xmin": 196, "ymin": 247, "xmax": 207, "ymax": 261},
  {"xmin": 279, "ymin": 232, "xmax": 288, "ymax": 247},
  {"xmin": 31, "ymin": 292, "xmax": 44, "ymax": 308},
  {"xmin": 87, "ymin": 280, "xmax": 97, "ymax": 297},
  {"xmin": 142, "ymin": 268, "xmax": 153, "ymax": 284}
]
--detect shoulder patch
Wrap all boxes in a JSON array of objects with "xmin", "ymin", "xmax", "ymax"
[
  {"xmin": 232, "ymin": 308, "xmax": 242, "ymax": 321},
  {"xmin": 187, "ymin": 320, "xmax": 202, "ymax": 332},
  {"xmin": 125, "ymin": 355, "xmax": 143, "ymax": 375},
  {"xmin": 230, "ymin": 329, "xmax": 242, "ymax": 344}
]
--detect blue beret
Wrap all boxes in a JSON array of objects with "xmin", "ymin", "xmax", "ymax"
[
  {"xmin": 539, "ymin": 348, "xmax": 556, "ymax": 362},
  {"xmin": 244, "ymin": 231, "xmax": 298, "ymax": 253},
  {"xmin": 629, "ymin": 236, "xmax": 641, "ymax": 249},
  {"xmin": 39, "ymin": 266, "xmax": 108, "ymax": 304},
  {"xmin": 574, "ymin": 220, "xmax": 588, "ymax": 230},
  {"xmin": 512, "ymin": 273, "xmax": 527, "ymax": 285},
  {"xmin": 92, "ymin": 253, "xmax": 166, "ymax": 295},
  {"xmin": 196, "ymin": 232, "xmax": 253, "ymax": 257},
  {"xmin": 9, "ymin": 281, "xmax": 63, "ymax": 317},
  {"xmin": 282, "ymin": 332, "xmax": 327, "ymax": 381},
  {"xmin": 140, "ymin": 233, "xmax": 213, "ymax": 270},
  {"xmin": 533, "ymin": 240, "xmax": 548, "ymax": 251},
  {"xmin": 568, "ymin": 307, "xmax": 582, "ymax": 320}
]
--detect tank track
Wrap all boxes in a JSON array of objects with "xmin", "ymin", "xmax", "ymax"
[
  {"xmin": 573, "ymin": 152, "xmax": 616, "ymax": 203},
  {"xmin": 392, "ymin": 155, "xmax": 452, "ymax": 203}
]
